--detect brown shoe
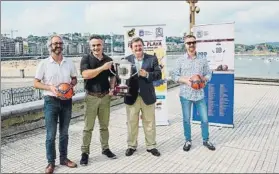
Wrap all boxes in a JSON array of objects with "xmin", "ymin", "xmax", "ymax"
[
  {"xmin": 60, "ymin": 158, "xmax": 77, "ymax": 168},
  {"xmin": 45, "ymin": 163, "xmax": 55, "ymax": 174}
]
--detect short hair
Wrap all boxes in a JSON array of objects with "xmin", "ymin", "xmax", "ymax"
[
  {"xmin": 47, "ymin": 34, "xmax": 63, "ymax": 47},
  {"xmin": 89, "ymin": 35, "xmax": 103, "ymax": 41},
  {"xmin": 184, "ymin": 34, "xmax": 196, "ymax": 40},
  {"xmin": 130, "ymin": 37, "xmax": 144, "ymax": 48},
  {"xmin": 47, "ymin": 34, "xmax": 63, "ymax": 53}
]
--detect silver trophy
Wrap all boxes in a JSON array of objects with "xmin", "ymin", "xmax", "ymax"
[{"xmin": 109, "ymin": 58, "xmax": 139, "ymax": 96}]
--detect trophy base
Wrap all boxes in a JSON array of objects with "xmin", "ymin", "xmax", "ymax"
[{"xmin": 113, "ymin": 85, "xmax": 131, "ymax": 97}]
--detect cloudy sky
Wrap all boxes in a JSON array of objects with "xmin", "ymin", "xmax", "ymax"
[{"xmin": 1, "ymin": 1, "xmax": 279, "ymax": 45}]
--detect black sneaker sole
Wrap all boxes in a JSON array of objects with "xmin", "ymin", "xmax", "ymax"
[
  {"xmin": 80, "ymin": 162, "xmax": 88, "ymax": 166},
  {"xmin": 125, "ymin": 149, "xmax": 136, "ymax": 156},
  {"xmin": 102, "ymin": 154, "xmax": 117, "ymax": 159},
  {"xmin": 206, "ymin": 147, "xmax": 216, "ymax": 151},
  {"xmin": 203, "ymin": 144, "xmax": 216, "ymax": 151},
  {"xmin": 146, "ymin": 150, "xmax": 161, "ymax": 156},
  {"xmin": 102, "ymin": 152, "xmax": 117, "ymax": 159},
  {"xmin": 183, "ymin": 147, "xmax": 191, "ymax": 151}
]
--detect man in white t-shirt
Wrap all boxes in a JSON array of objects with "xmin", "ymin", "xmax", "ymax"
[{"xmin": 34, "ymin": 35, "xmax": 78, "ymax": 174}]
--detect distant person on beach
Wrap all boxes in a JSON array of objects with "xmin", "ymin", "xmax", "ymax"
[
  {"xmin": 123, "ymin": 37, "xmax": 162, "ymax": 157},
  {"xmin": 79, "ymin": 35, "xmax": 117, "ymax": 166},
  {"xmin": 34, "ymin": 35, "xmax": 78, "ymax": 174},
  {"xmin": 171, "ymin": 34, "xmax": 216, "ymax": 152}
]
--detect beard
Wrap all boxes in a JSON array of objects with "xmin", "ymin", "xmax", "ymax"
[{"xmin": 52, "ymin": 47, "xmax": 63, "ymax": 55}]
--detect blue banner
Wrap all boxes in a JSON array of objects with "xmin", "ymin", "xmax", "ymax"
[{"xmin": 193, "ymin": 73, "xmax": 234, "ymax": 127}]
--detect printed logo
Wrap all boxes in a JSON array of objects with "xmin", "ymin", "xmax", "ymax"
[
  {"xmin": 127, "ymin": 28, "xmax": 135, "ymax": 37},
  {"xmin": 155, "ymin": 27, "xmax": 163, "ymax": 37},
  {"xmin": 197, "ymin": 30, "xmax": 203, "ymax": 38},
  {"xmin": 139, "ymin": 30, "xmax": 144, "ymax": 37}
]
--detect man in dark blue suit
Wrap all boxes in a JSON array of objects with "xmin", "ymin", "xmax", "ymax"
[{"xmin": 124, "ymin": 37, "xmax": 162, "ymax": 157}]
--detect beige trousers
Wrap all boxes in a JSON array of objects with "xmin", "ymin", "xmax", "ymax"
[
  {"xmin": 126, "ymin": 95, "xmax": 156, "ymax": 150},
  {"xmin": 81, "ymin": 94, "xmax": 111, "ymax": 154}
]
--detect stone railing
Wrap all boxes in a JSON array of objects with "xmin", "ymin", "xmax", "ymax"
[{"xmin": 1, "ymin": 80, "xmax": 179, "ymax": 138}]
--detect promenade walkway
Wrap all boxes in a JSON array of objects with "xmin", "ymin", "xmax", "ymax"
[{"xmin": 1, "ymin": 83, "xmax": 279, "ymax": 173}]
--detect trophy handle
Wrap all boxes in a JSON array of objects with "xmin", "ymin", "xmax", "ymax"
[
  {"xmin": 109, "ymin": 62, "xmax": 118, "ymax": 77},
  {"xmin": 109, "ymin": 61, "xmax": 139, "ymax": 78},
  {"xmin": 129, "ymin": 64, "xmax": 140, "ymax": 77},
  {"xmin": 130, "ymin": 70, "xmax": 139, "ymax": 77},
  {"xmin": 109, "ymin": 68, "xmax": 117, "ymax": 77}
]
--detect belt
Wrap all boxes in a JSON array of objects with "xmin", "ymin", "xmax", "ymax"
[{"xmin": 86, "ymin": 91, "xmax": 109, "ymax": 98}]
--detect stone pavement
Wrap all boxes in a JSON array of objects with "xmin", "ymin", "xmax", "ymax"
[{"xmin": 1, "ymin": 83, "xmax": 279, "ymax": 173}]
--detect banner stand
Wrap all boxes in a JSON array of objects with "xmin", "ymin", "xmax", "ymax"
[
  {"xmin": 192, "ymin": 121, "xmax": 234, "ymax": 128},
  {"xmin": 192, "ymin": 22, "xmax": 235, "ymax": 129},
  {"xmin": 123, "ymin": 24, "xmax": 169, "ymax": 127}
]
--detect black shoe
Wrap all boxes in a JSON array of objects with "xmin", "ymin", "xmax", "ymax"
[
  {"xmin": 125, "ymin": 148, "xmax": 136, "ymax": 156},
  {"xmin": 80, "ymin": 153, "xmax": 89, "ymax": 166},
  {"xmin": 102, "ymin": 149, "xmax": 117, "ymax": 159},
  {"xmin": 147, "ymin": 148, "xmax": 161, "ymax": 157},
  {"xmin": 203, "ymin": 141, "xmax": 216, "ymax": 151},
  {"xmin": 183, "ymin": 141, "xmax": 192, "ymax": 151}
]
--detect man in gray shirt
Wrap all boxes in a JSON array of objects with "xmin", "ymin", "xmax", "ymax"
[{"xmin": 172, "ymin": 35, "xmax": 215, "ymax": 152}]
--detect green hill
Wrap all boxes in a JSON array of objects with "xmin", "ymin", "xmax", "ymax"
[{"xmin": 235, "ymin": 42, "xmax": 279, "ymax": 54}]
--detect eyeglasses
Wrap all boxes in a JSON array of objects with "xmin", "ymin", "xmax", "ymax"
[
  {"xmin": 92, "ymin": 44, "xmax": 101, "ymax": 47},
  {"xmin": 51, "ymin": 42, "xmax": 64, "ymax": 46},
  {"xmin": 185, "ymin": 41, "xmax": 196, "ymax": 45}
]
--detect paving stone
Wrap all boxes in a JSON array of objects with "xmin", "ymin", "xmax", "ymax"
[{"xmin": 1, "ymin": 84, "xmax": 279, "ymax": 173}]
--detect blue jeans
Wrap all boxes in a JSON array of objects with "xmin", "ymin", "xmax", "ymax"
[
  {"xmin": 44, "ymin": 96, "xmax": 72, "ymax": 164},
  {"xmin": 180, "ymin": 96, "xmax": 209, "ymax": 142}
]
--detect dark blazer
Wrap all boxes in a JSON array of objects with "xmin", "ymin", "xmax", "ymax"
[{"xmin": 124, "ymin": 53, "xmax": 162, "ymax": 105}]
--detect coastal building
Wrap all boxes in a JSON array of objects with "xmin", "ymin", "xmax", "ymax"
[
  {"xmin": 62, "ymin": 40, "xmax": 70, "ymax": 55},
  {"xmin": 15, "ymin": 40, "xmax": 23, "ymax": 56},
  {"xmin": 83, "ymin": 33, "xmax": 91, "ymax": 37},
  {"xmin": 28, "ymin": 42, "xmax": 38, "ymax": 55},
  {"xmin": 1, "ymin": 37, "xmax": 16, "ymax": 56},
  {"xmin": 77, "ymin": 43, "xmax": 85, "ymax": 54},
  {"xmin": 23, "ymin": 41, "xmax": 28, "ymax": 55},
  {"xmin": 167, "ymin": 42, "xmax": 184, "ymax": 52},
  {"xmin": 84, "ymin": 41, "xmax": 90, "ymax": 54},
  {"xmin": 42, "ymin": 44, "xmax": 48, "ymax": 55},
  {"xmin": 68, "ymin": 42, "xmax": 78, "ymax": 55},
  {"xmin": 114, "ymin": 46, "xmax": 124, "ymax": 52},
  {"xmin": 36, "ymin": 42, "xmax": 48, "ymax": 56},
  {"xmin": 115, "ymin": 35, "xmax": 124, "ymax": 43}
]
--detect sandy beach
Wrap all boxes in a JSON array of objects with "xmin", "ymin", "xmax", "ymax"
[
  {"xmin": 1, "ymin": 57, "xmax": 83, "ymax": 89},
  {"xmin": 1, "ymin": 57, "xmax": 83, "ymax": 77},
  {"xmin": 1, "ymin": 78, "xmax": 34, "ymax": 90},
  {"xmin": 1, "ymin": 55, "xmax": 155, "ymax": 90}
]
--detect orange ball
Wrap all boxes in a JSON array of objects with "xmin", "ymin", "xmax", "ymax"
[
  {"xmin": 190, "ymin": 75, "xmax": 205, "ymax": 90},
  {"xmin": 56, "ymin": 83, "xmax": 73, "ymax": 100}
]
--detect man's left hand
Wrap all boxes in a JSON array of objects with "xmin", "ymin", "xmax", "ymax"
[
  {"xmin": 70, "ymin": 78, "xmax": 77, "ymax": 87},
  {"xmin": 139, "ymin": 69, "xmax": 148, "ymax": 77},
  {"xmin": 109, "ymin": 89, "xmax": 114, "ymax": 96},
  {"xmin": 200, "ymin": 76, "xmax": 207, "ymax": 82}
]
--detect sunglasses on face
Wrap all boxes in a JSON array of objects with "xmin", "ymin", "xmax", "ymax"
[
  {"xmin": 185, "ymin": 41, "xmax": 196, "ymax": 45},
  {"xmin": 51, "ymin": 42, "xmax": 63, "ymax": 46}
]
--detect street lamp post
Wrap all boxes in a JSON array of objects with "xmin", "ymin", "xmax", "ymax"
[{"xmin": 187, "ymin": 0, "xmax": 200, "ymax": 35}]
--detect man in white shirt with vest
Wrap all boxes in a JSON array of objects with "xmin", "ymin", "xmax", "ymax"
[{"xmin": 34, "ymin": 35, "xmax": 78, "ymax": 174}]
